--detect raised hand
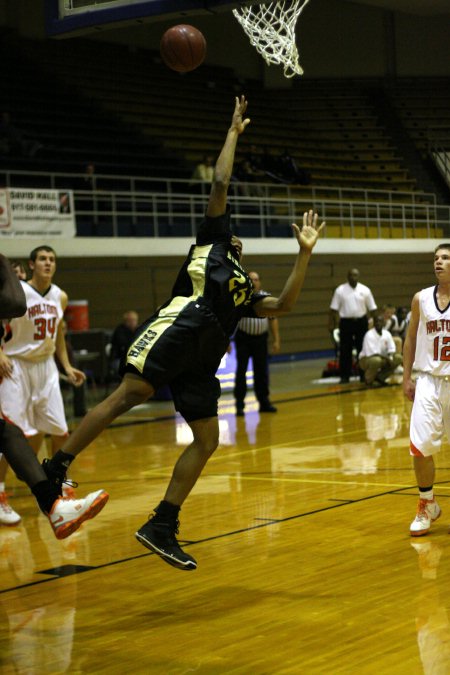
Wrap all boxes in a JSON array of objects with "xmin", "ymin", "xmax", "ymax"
[
  {"xmin": 292, "ymin": 210, "xmax": 326, "ymax": 252},
  {"xmin": 231, "ymin": 95, "xmax": 251, "ymax": 135}
]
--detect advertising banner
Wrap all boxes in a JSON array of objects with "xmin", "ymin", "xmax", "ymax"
[{"xmin": 0, "ymin": 188, "xmax": 76, "ymax": 237}]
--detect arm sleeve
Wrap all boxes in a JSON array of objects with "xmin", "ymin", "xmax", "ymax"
[
  {"xmin": 196, "ymin": 206, "xmax": 232, "ymax": 245},
  {"xmin": 329, "ymin": 288, "xmax": 340, "ymax": 312},
  {"xmin": 386, "ymin": 333, "xmax": 397, "ymax": 354},
  {"xmin": 366, "ymin": 290, "xmax": 377, "ymax": 312},
  {"xmin": 240, "ymin": 290, "xmax": 272, "ymax": 318}
]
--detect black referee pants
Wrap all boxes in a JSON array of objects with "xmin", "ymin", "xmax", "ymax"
[
  {"xmin": 234, "ymin": 329, "xmax": 270, "ymax": 407},
  {"xmin": 339, "ymin": 316, "xmax": 368, "ymax": 380}
]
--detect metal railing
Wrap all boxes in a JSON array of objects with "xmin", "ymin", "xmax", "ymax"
[{"xmin": 0, "ymin": 169, "xmax": 447, "ymax": 238}]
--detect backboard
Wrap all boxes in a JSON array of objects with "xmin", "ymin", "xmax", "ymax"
[{"xmin": 45, "ymin": 0, "xmax": 263, "ymax": 37}]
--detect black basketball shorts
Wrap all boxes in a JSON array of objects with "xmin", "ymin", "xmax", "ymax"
[{"xmin": 123, "ymin": 301, "xmax": 227, "ymax": 422}]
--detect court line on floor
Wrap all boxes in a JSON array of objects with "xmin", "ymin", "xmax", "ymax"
[
  {"xmin": 100, "ymin": 386, "xmax": 364, "ymax": 431},
  {"xmin": 0, "ymin": 482, "xmax": 427, "ymax": 596}
]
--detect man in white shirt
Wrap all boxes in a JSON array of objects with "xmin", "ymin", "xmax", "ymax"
[
  {"xmin": 359, "ymin": 314, "xmax": 403, "ymax": 385},
  {"xmin": 329, "ymin": 268, "xmax": 378, "ymax": 383}
]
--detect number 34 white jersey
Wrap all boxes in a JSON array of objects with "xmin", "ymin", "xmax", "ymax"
[
  {"xmin": 414, "ymin": 285, "xmax": 450, "ymax": 376},
  {"xmin": 3, "ymin": 281, "xmax": 63, "ymax": 362}
]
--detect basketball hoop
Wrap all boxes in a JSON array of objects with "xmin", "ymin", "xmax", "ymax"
[{"xmin": 232, "ymin": 0, "xmax": 310, "ymax": 78}]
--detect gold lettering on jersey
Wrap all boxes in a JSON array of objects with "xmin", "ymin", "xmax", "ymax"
[
  {"xmin": 128, "ymin": 328, "xmax": 158, "ymax": 358},
  {"xmin": 127, "ymin": 297, "xmax": 191, "ymax": 373},
  {"xmin": 229, "ymin": 269, "xmax": 250, "ymax": 307},
  {"xmin": 426, "ymin": 319, "xmax": 450, "ymax": 334},
  {"xmin": 28, "ymin": 304, "xmax": 58, "ymax": 319}
]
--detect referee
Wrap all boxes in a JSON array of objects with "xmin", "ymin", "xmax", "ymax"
[
  {"xmin": 234, "ymin": 271, "xmax": 280, "ymax": 415},
  {"xmin": 328, "ymin": 268, "xmax": 377, "ymax": 383}
]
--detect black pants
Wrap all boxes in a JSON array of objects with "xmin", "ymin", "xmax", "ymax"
[
  {"xmin": 234, "ymin": 330, "xmax": 270, "ymax": 407},
  {"xmin": 339, "ymin": 316, "xmax": 368, "ymax": 379}
]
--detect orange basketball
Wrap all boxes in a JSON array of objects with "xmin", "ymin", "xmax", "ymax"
[{"xmin": 160, "ymin": 24, "xmax": 207, "ymax": 73}]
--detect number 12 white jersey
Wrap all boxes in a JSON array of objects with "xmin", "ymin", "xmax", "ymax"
[
  {"xmin": 414, "ymin": 285, "xmax": 450, "ymax": 376},
  {"xmin": 3, "ymin": 281, "xmax": 63, "ymax": 362}
]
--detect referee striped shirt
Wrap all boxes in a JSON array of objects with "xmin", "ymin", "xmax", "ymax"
[
  {"xmin": 237, "ymin": 290, "xmax": 272, "ymax": 335},
  {"xmin": 238, "ymin": 316, "xmax": 269, "ymax": 336}
]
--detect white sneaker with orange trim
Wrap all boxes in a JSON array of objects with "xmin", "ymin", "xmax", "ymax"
[
  {"xmin": 410, "ymin": 498, "xmax": 441, "ymax": 536},
  {"xmin": 48, "ymin": 490, "xmax": 109, "ymax": 540},
  {"xmin": 0, "ymin": 491, "xmax": 21, "ymax": 526}
]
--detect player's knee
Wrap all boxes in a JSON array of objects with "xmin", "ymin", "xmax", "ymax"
[
  {"xmin": 195, "ymin": 431, "xmax": 219, "ymax": 456},
  {"xmin": 106, "ymin": 389, "xmax": 142, "ymax": 415}
]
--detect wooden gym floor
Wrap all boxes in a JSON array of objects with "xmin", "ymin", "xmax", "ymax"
[{"xmin": 1, "ymin": 359, "xmax": 450, "ymax": 674}]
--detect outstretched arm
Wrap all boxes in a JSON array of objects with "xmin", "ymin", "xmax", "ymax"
[
  {"xmin": 403, "ymin": 293, "xmax": 419, "ymax": 401},
  {"xmin": 253, "ymin": 210, "xmax": 325, "ymax": 318},
  {"xmin": 0, "ymin": 253, "xmax": 26, "ymax": 319},
  {"xmin": 206, "ymin": 96, "xmax": 250, "ymax": 218}
]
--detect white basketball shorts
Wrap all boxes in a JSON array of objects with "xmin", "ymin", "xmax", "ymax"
[
  {"xmin": 0, "ymin": 357, "xmax": 68, "ymax": 437},
  {"xmin": 410, "ymin": 373, "xmax": 450, "ymax": 457}
]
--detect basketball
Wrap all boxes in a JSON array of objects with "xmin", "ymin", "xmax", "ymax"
[{"xmin": 160, "ymin": 24, "xmax": 207, "ymax": 73}]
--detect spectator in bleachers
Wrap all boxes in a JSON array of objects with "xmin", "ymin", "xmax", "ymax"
[
  {"xmin": 278, "ymin": 148, "xmax": 311, "ymax": 185},
  {"xmin": 109, "ymin": 310, "xmax": 139, "ymax": 380},
  {"xmin": 245, "ymin": 144, "xmax": 266, "ymax": 176},
  {"xmin": 383, "ymin": 303, "xmax": 403, "ymax": 353},
  {"xmin": 359, "ymin": 314, "xmax": 403, "ymax": 386},
  {"xmin": 82, "ymin": 161, "xmax": 97, "ymax": 191},
  {"xmin": 74, "ymin": 161, "xmax": 98, "ymax": 228},
  {"xmin": 191, "ymin": 155, "xmax": 214, "ymax": 184},
  {"xmin": 394, "ymin": 306, "xmax": 409, "ymax": 343},
  {"xmin": 236, "ymin": 144, "xmax": 270, "ymax": 196},
  {"xmin": 0, "ymin": 111, "xmax": 43, "ymax": 158}
]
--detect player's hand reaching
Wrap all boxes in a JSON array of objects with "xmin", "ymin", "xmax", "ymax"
[
  {"xmin": 231, "ymin": 95, "xmax": 251, "ymax": 135},
  {"xmin": 292, "ymin": 210, "xmax": 325, "ymax": 252},
  {"xmin": 65, "ymin": 366, "xmax": 87, "ymax": 388}
]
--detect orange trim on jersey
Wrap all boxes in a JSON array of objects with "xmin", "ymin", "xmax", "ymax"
[
  {"xmin": 1, "ymin": 413, "xmax": 16, "ymax": 428},
  {"xmin": 410, "ymin": 440, "xmax": 424, "ymax": 457}
]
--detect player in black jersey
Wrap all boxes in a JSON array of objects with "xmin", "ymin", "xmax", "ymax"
[{"xmin": 44, "ymin": 96, "xmax": 325, "ymax": 570}]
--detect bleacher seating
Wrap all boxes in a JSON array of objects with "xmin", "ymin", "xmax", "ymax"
[
  {"xmin": 387, "ymin": 78, "xmax": 450, "ymax": 157},
  {"xmin": 0, "ymin": 32, "xmax": 447, "ymax": 241},
  {"xmin": 0, "ymin": 35, "xmax": 422, "ymax": 192}
]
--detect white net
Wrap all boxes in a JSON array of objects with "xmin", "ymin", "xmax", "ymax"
[{"xmin": 232, "ymin": 0, "xmax": 310, "ymax": 78}]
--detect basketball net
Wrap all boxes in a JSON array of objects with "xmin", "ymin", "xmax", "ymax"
[{"xmin": 232, "ymin": 0, "xmax": 310, "ymax": 78}]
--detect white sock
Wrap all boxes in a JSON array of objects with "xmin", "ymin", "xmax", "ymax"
[
  {"xmin": 0, "ymin": 482, "xmax": 4, "ymax": 493},
  {"xmin": 419, "ymin": 489, "xmax": 434, "ymax": 501}
]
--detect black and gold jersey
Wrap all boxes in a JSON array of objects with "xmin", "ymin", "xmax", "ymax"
[
  {"xmin": 126, "ymin": 210, "xmax": 267, "ymax": 399},
  {"xmin": 164, "ymin": 209, "xmax": 260, "ymax": 337},
  {"xmin": 126, "ymin": 210, "xmax": 268, "ymax": 387}
]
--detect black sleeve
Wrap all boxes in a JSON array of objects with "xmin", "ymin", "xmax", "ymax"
[
  {"xmin": 241, "ymin": 290, "xmax": 272, "ymax": 318},
  {"xmin": 196, "ymin": 206, "xmax": 232, "ymax": 245}
]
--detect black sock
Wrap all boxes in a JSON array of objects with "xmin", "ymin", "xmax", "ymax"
[
  {"xmin": 31, "ymin": 480, "xmax": 61, "ymax": 514},
  {"xmin": 51, "ymin": 450, "xmax": 75, "ymax": 470},
  {"xmin": 154, "ymin": 500, "xmax": 180, "ymax": 521},
  {"xmin": 419, "ymin": 486, "xmax": 433, "ymax": 493}
]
